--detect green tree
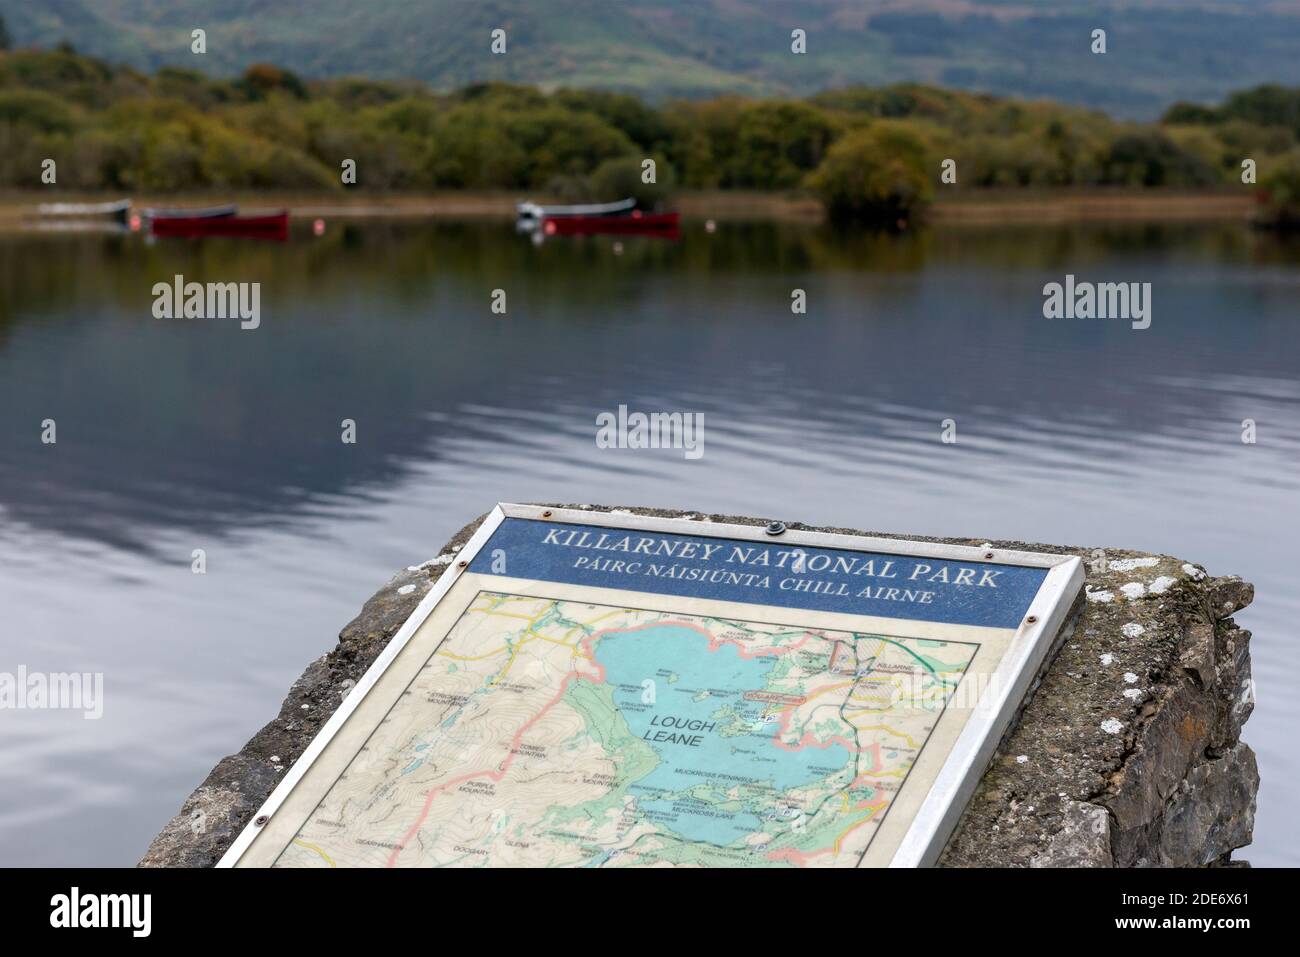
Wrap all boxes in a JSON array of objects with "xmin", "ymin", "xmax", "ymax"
[
  {"xmin": 725, "ymin": 102, "xmax": 838, "ymax": 189},
  {"xmin": 586, "ymin": 154, "xmax": 676, "ymax": 209},
  {"xmin": 552, "ymin": 89, "xmax": 668, "ymax": 151},
  {"xmin": 1258, "ymin": 150, "xmax": 1300, "ymax": 229},
  {"xmin": 1223, "ymin": 85, "xmax": 1300, "ymax": 137},
  {"xmin": 807, "ymin": 121, "xmax": 933, "ymax": 225},
  {"xmin": 238, "ymin": 63, "xmax": 307, "ymax": 101},
  {"xmin": 0, "ymin": 90, "xmax": 78, "ymax": 135},
  {"xmin": 1163, "ymin": 101, "xmax": 1222, "ymax": 126},
  {"xmin": 427, "ymin": 102, "xmax": 634, "ymax": 189},
  {"xmin": 1101, "ymin": 130, "xmax": 1219, "ymax": 187}
]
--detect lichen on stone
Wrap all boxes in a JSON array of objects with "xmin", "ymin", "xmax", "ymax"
[{"xmin": 138, "ymin": 505, "xmax": 1258, "ymax": 869}]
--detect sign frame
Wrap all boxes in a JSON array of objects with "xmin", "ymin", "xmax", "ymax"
[{"xmin": 217, "ymin": 503, "xmax": 1083, "ymax": 868}]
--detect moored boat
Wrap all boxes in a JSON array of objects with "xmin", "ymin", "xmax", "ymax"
[
  {"xmin": 517, "ymin": 197, "xmax": 637, "ymax": 231},
  {"xmin": 518, "ymin": 197, "xmax": 636, "ymax": 219},
  {"xmin": 139, "ymin": 204, "xmax": 238, "ymax": 221},
  {"xmin": 150, "ymin": 211, "xmax": 289, "ymax": 240},
  {"xmin": 35, "ymin": 199, "xmax": 132, "ymax": 224}
]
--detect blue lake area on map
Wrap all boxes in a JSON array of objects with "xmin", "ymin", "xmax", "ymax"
[{"xmin": 593, "ymin": 621, "xmax": 853, "ymax": 844}]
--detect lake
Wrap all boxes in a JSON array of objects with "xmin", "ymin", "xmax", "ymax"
[{"xmin": 0, "ymin": 216, "xmax": 1295, "ymax": 866}]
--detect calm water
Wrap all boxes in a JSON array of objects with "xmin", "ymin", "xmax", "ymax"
[{"xmin": 0, "ymin": 218, "xmax": 1296, "ymax": 866}]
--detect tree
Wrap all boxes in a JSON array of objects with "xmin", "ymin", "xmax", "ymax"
[
  {"xmin": 807, "ymin": 121, "xmax": 933, "ymax": 225},
  {"xmin": 0, "ymin": 15, "xmax": 12, "ymax": 51},
  {"xmin": 725, "ymin": 102, "xmax": 838, "ymax": 189},
  {"xmin": 1258, "ymin": 150, "xmax": 1300, "ymax": 229},
  {"xmin": 1163, "ymin": 101, "xmax": 1221, "ymax": 126},
  {"xmin": 1224, "ymin": 85, "xmax": 1300, "ymax": 137},
  {"xmin": 238, "ymin": 64, "xmax": 307, "ymax": 101},
  {"xmin": 586, "ymin": 155, "xmax": 676, "ymax": 209},
  {"xmin": 1101, "ymin": 130, "xmax": 1218, "ymax": 187}
]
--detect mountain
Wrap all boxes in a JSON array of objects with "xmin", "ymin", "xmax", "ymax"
[{"xmin": 2, "ymin": 0, "xmax": 1298, "ymax": 117}]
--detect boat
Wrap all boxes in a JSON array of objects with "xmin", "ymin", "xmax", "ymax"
[
  {"xmin": 27, "ymin": 220, "xmax": 130, "ymax": 236},
  {"xmin": 150, "ymin": 211, "xmax": 289, "ymax": 240},
  {"xmin": 517, "ymin": 198, "xmax": 637, "ymax": 220},
  {"xmin": 139, "ymin": 204, "xmax": 238, "ymax": 221},
  {"xmin": 35, "ymin": 199, "xmax": 132, "ymax": 224},
  {"xmin": 541, "ymin": 210, "xmax": 680, "ymax": 238},
  {"xmin": 517, "ymin": 197, "xmax": 637, "ymax": 231}
]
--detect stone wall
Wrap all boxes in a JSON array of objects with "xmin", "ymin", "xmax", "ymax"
[{"xmin": 140, "ymin": 506, "xmax": 1258, "ymax": 867}]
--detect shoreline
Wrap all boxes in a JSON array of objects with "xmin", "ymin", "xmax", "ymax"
[{"xmin": 0, "ymin": 189, "xmax": 1255, "ymax": 228}]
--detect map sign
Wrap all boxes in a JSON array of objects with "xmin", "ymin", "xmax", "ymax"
[{"xmin": 223, "ymin": 506, "xmax": 1083, "ymax": 868}]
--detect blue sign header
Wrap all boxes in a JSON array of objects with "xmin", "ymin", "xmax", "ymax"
[{"xmin": 470, "ymin": 518, "xmax": 1046, "ymax": 629}]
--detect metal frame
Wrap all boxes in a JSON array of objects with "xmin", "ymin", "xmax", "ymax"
[{"xmin": 219, "ymin": 503, "xmax": 1083, "ymax": 868}]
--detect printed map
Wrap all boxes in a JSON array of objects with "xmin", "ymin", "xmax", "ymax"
[{"xmin": 274, "ymin": 592, "xmax": 978, "ymax": 867}]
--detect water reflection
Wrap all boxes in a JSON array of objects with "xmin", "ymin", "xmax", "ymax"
[
  {"xmin": 0, "ymin": 218, "xmax": 1296, "ymax": 865},
  {"xmin": 2, "ymin": 220, "xmax": 1298, "ymax": 553}
]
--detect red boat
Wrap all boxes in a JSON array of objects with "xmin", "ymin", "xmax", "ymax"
[
  {"xmin": 542, "ymin": 210, "xmax": 679, "ymax": 238},
  {"xmin": 151, "ymin": 211, "xmax": 289, "ymax": 240}
]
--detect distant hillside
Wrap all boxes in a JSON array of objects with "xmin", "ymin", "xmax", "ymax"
[{"xmin": 1, "ymin": 0, "xmax": 1298, "ymax": 118}]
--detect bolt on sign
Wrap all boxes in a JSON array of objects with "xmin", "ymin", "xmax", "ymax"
[{"xmin": 222, "ymin": 504, "xmax": 1083, "ymax": 868}]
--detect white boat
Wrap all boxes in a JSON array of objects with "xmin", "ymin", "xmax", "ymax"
[
  {"xmin": 36, "ymin": 199, "xmax": 132, "ymax": 223},
  {"xmin": 516, "ymin": 198, "xmax": 636, "ymax": 230}
]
